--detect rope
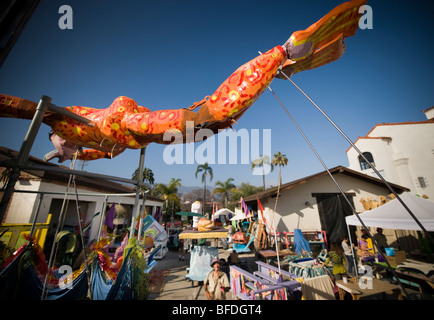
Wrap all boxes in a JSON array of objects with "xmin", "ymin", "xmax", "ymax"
[
  {"xmin": 72, "ymin": 172, "xmax": 93, "ymax": 298},
  {"xmin": 41, "ymin": 151, "xmax": 79, "ymax": 299},
  {"xmin": 280, "ymin": 72, "xmax": 430, "ymax": 238}
]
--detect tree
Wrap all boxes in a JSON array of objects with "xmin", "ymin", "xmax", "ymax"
[
  {"xmin": 212, "ymin": 178, "xmax": 236, "ymax": 206},
  {"xmin": 251, "ymin": 155, "xmax": 273, "ymax": 190},
  {"xmin": 132, "ymin": 167, "xmax": 155, "ymax": 191},
  {"xmin": 195, "ymin": 162, "xmax": 213, "ymax": 215},
  {"xmin": 272, "ymin": 152, "xmax": 288, "ymax": 186},
  {"xmin": 152, "ymin": 178, "xmax": 181, "ymax": 219},
  {"xmin": 228, "ymin": 182, "xmax": 263, "ymax": 211},
  {"xmin": 229, "ymin": 182, "xmax": 264, "ymax": 201},
  {"xmin": 271, "ymin": 152, "xmax": 288, "ymax": 214}
]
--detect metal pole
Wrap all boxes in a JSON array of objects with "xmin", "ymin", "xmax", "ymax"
[
  {"xmin": 72, "ymin": 177, "xmax": 92, "ymax": 299},
  {"xmin": 0, "ymin": 95, "xmax": 51, "ymax": 222},
  {"xmin": 267, "ymin": 84, "xmax": 410, "ymax": 298},
  {"xmin": 97, "ymin": 195, "xmax": 109, "ymax": 240},
  {"xmin": 47, "ymin": 103, "xmax": 94, "ymax": 127},
  {"xmin": 12, "ymin": 189, "xmax": 137, "ymax": 197},
  {"xmin": 346, "ymin": 223, "xmax": 358, "ymax": 278},
  {"xmin": 129, "ymin": 147, "xmax": 146, "ymax": 239},
  {"xmin": 27, "ymin": 192, "xmax": 44, "ymax": 246},
  {"xmin": 283, "ymin": 74, "xmax": 430, "ymax": 239},
  {"xmin": 137, "ymin": 191, "xmax": 147, "ymax": 242},
  {"xmin": 42, "ymin": 169, "xmax": 75, "ymax": 299},
  {"xmin": 17, "ymin": 163, "xmax": 138, "ymax": 185}
]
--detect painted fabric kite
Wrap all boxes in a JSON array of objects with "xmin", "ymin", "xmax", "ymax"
[{"xmin": 0, "ymin": 0, "xmax": 366, "ymax": 162}]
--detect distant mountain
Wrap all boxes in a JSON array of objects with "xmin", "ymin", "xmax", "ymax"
[{"xmin": 178, "ymin": 185, "xmax": 212, "ymax": 195}]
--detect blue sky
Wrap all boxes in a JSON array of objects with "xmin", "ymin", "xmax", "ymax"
[{"xmin": 0, "ymin": 0, "xmax": 433, "ymax": 189}]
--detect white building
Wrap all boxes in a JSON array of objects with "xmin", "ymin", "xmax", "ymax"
[
  {"xmin": 346, "ymin": 107, "xmax": 434, "ymax": 199},
  {"xmin": 240, "ymin": 166, "xmax": 410, "ymax": 247},
  {"xmin": 0, "ymin": 147, "xmax": 164, "ymax": 247}
]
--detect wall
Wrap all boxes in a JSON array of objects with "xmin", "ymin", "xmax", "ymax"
[
  {"xmin": 258, "ymin": 172, "xmax": 401, "ymax": 235},
  {"xmin": 347, "ymin": 122, "xmax": 434, "ymax": 199},
  {"xmin": 5, "ymin": 177, "xmax": 163, "ymax": 243}
]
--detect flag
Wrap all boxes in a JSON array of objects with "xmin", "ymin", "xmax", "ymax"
[
  {"xmin": 104, "ymin": 203, "xmax": 115, "ymax": 229},
  {"xmin": 257, "ymin": 198, "xmax": 265, "ymax": 222},
  {"xmin": 257, "ymin": 197, "xmax": 273, "ymax": 232},
  {"xmin": 241, "ymin": 197, "xmax": 250, "ymax": 217}
]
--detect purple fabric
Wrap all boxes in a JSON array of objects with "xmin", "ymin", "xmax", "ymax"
[{"xmin": 104, "ymin": 203, "xmax": 115, "ymax": 229}]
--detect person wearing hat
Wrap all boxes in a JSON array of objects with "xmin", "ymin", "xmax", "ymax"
[{"xmin": 203, "ymin": 257, "xmax": 230, "ymax": 300}]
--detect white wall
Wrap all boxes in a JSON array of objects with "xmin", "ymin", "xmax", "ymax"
[
  {"xmin": 347, "ymin": 122, "xmax": 434, "ymax": 199},
  {"xmin": 5, "ymin": 178, "xmax": 163, "ymax": 243},
  {"xmin": 257, "ymin": 172, "xmax": 400, "ymax": 234},
  {"xmin": 5, "ymin": 179, "xmax": 41, "ymax": 223}
]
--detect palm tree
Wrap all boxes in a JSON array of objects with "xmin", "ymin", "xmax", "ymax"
[
  {"xmin": 132, "ymin": 167, "xmax": 155, "ymax": 191},
  {"xmin": 195, "ymin": 162, "xmax": 213, "ymax": 215},
  {"xmin": 272, "ymin": 152, "xmax": 288, "ymax": 186},
  {"xmin": 212, "ymin": 178, "xmax": 236, "ymax": 206},
  {"xmin": 153, "ymin": 178, "xmax": 181, "ymax": 218},
  {"xmin": 251, "ymin": 155, "xmax": 273, "ymax": 190}
]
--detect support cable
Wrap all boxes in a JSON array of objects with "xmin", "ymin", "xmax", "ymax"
[
  {"xmin": 280, "ymin": 72, "xmax": 430, "ymax": 239},
  {"xmin": 267, "ymin": 84, "xmax": 410, "ymax": 298},
  {"xmin": 41, "ymin": 152, "xmax": 78, "ymax": 299}
]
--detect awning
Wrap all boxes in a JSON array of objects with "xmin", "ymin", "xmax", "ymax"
[{"xmin": 345, "ymin": 192, "xmax": 434, "ymax": 231}]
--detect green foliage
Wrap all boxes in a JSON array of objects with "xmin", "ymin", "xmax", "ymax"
[{"xmin": 229, "ymin": 182, "xmax": 264, "ymax": 201}]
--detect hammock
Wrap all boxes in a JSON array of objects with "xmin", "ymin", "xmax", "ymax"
[
  {"xmin": 0, "ymin": 248, "xmax": 88, "ymax": 300},
  {"xmin": 0, "ymin": 243, "xmax": 155, "ymax": 300}
]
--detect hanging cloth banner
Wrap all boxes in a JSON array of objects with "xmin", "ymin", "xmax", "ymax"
[
  {"xmin": 240, "ymin": 197, "xmax": 250, "ymax": 218},
  {"xmin": 104, "ymin": 203, "xmax": 115, "ymax": 229}
]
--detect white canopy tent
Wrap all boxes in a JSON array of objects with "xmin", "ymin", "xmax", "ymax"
[
  {"xmin": 345, "ymin": 192, "xmax": 434, "ymax": 232},
  {"xmin": 230, "ymin": 208, "xmax": 251, "ymax": 221},
  {"xmin": 213, "ymin": 208, "xmax": 234, "ymax": 219}
]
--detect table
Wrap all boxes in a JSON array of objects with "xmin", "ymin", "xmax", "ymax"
[
  {"xmin": 178, "ymin": 226, "xmax": 228, "ymax": 239},
  {"xmin": 257, "ymin": 249, "xmax": 297, "ymax": 263},
  {"xmin": 368, "ymin": 259, "xmax": 434, "ymax": 294},
  {"xmin": 336, "ymin": 278, "xmax": 403, "ymax": 300},
  {"xmin": 394, "ymin": 269, "xmax": 434, "ymax": 294}
]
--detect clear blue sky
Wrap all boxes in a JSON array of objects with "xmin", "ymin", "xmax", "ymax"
[{"xmin": 0, "ymin": 0, "xmax": 432, "ymax": 189}]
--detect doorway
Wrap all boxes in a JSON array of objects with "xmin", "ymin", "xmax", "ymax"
[{"xmin": 313, "ymin": 193, "xmax": 357, "ymax": 246}]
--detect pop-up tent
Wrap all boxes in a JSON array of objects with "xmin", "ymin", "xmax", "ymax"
[
  {"xmin": 213, "ymin": 208, "xmax": 234, "ymax": 220},
  {"xmin": 345, "ymin": 192, "xmax": 434, "ymax": 231}
]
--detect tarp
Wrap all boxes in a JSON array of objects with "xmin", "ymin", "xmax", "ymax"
[
  {"xmin": 345, "ymin": 192, "xmax": 434, "ymax": 231},
  {"xmin": 213, "ymin": 208, "xmax": 234, "ymax": 219},
  {"xmin": 293, "ymin": 229, "xmax": 311, "ymax": 255},
  {"xmin": 184, "ymin": 246, "xmax": 218, "ymax": 282},
  {"xmin": 0, "ymin": 248, "xmax": 89, "ymax": 300},
  {"xmin": 91, "ymin": 264, "xmax": 112, "ymax": 300},
  {"xmin": 230, "ymin": 208, "xmax": 251, "ymax": 221}
]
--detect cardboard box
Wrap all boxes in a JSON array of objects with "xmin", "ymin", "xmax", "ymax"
[{"xmin": 385, "ymin": 251, "xmax": 406, "ymax": 267}]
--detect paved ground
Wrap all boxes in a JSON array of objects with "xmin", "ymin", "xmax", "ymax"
[
  {"xmin": 148, "ymin": 246, "xmax": 257, "ymax": 300},
  {"xmin": 147, "ymin": 246, "xmax": 433, "ymax": 301}
]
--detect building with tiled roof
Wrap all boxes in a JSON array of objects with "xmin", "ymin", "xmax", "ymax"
[{"xmin": 346, "ymin": 108, "xmax": 434, "ymax": 199}]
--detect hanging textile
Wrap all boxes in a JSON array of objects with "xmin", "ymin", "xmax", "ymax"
[
  {"xmin": 91, "ymin": 263, "xmax": 113, "ymax": 300},
  {"xmin": 104, "ymin": 203, "xmax": 115, "ymax": 229},
  {"xmin": 293, "ymin": 229, "xmax": 311, "ymax": 255},
  {"xmin": 315, "ymin": 193, "xmax": 355, "ymax": 244}
]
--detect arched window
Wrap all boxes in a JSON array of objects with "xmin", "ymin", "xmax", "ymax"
[{"xmin": 359, "ymin": 152, "xmax": 375, "ymax": 170}]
